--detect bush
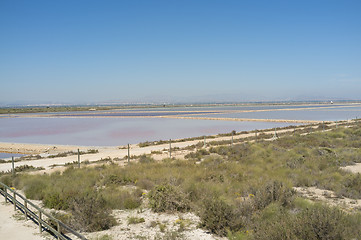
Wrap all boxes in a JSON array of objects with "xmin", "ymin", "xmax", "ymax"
[
  {"xmin": 102, "ymin": 188, "xmax": 141, "ymax": 210},
  {"xmin": 127, "ymin": 216, "xmax": 145, "ymax": 224},
  {"xmin": 252, "ymin": 204, "xmax": 354, "ymax": 240},
  {"xmin": 68, "ymin": 191, "xmax": 116, "ymax": 232},
  {"xmin": 22, "ymin": 176, "xmax": 48, "ymax": 200},
  {"xmin": 136, "ymin": 178, "xmax": 155, "ymax": 190},
  {"xmin": 43, "ymin": 191, "xmax": 68, "ymax": 209},
  {"xmin": 199, "ymin": 197, "xmax": 244, "ymax": 236},
  {"xmin": 184, "ymin": 148, "xmax": 209, "ymax": 160},
  {"xmin": 295, "ymin": 205, "xmax": 346, "ymax": 240},
  {"xmin": 252, "ymin": 181, "xmax": 294, "ymax": 210},
  {"xmin": 148, "ymin": 184, "xmax": 190, "ymax": 212},
  {"xmin": 139, "ymin": 154, "xmax": 155, "ymax": 164}
]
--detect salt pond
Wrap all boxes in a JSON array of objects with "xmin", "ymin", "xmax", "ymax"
[
  {"xmin": 0, "ymin": 117, "xmax": 295, "ymax": 146},
  {"xmin": 0, "ymin": 152, "xmax": 26, "ymax": 160},
  {"xmin": 0, "ymin": 103, "xmax": 360, "ymax": 146}
]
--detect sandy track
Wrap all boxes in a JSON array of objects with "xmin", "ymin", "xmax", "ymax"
[{"xmin": 0, "ymin": 201, "xmax": 46, "ymax": 240}]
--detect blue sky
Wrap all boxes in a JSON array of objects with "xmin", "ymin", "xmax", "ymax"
[{"xmin": 1, "ymin": 0, "xmax": 360, "ymax": 104}]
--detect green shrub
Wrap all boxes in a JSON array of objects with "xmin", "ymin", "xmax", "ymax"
[
  {"xmin": 0, "ymin": 175, "xmax": 14, "ymax": 188},
  {"xmin": 294, "ymin": 204, "xmax": 346, "ymax": 240},
  {"xmin": 184, "ymin": 148, "xmax": 209, "ymax": 160},
  {"xmin": 341, "ymin": 173, "xmax": 361, "ymax": 198},
  {"xmin": 101, "ymin": 188, "xmax": 141, "ymax": 210},
  {"xmin": 105, "ymin": 174, "xmax": 134, "ymax": 185},
  {"xmin": 199, "ymin": 197, "xmax": 243, "ymax": 236},
  {"xmin": 252, "ymin": 181, "xmax": 294, "ymax": 210},
  {"xmin": 139, "ymin": 154, "xmax": 155, "ymax": 164},
  {"xmin": 68, "ymin": 191, "xmax": 116, "ymax": 232},
  {"xmin": 136, "ymin": 178, "xmax": 155, "ymax": 190},
  {"xmin": 251, "ymin": 203, "xmax": 357, "ymax": 240},
  {"xmin": 22, "ymin": 176, "xmax": 48, "ymax": 200},
  {"xmin": 148, "ymin": 184, "xmax": 190, "ymax": 212},
  {"xmin": 127, "ymin": 216, "xmax": 145, "ymax": 224},
  {"xmin": 43, "ymin": 191, "xmax": 68, "ymax": 209}
]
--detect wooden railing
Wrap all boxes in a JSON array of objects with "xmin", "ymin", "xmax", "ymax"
[{"xmin": 0, "ymin": 182, "xmax": 87, "ymax": 240}]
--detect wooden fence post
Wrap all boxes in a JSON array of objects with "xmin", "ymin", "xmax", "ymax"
[
  {"xmin": 127, "ymin": 144, "xmax": 130, "ymax": 163},
  {"xmin": 57, "ymin": 221, "xmax": 61, "ymax": 239},
  {"xmin": 78, "ymin": 149, "xmax": 80, "ymax": 168},
  {"xmin": 39, "ymin": 211, "xmax": 42, "ymax": 233},
  {"xmin": 24, "ymin": 199, "xmax": 28, "ymax": 220},
  {"xmin": 12, "ymin": 157, "xmax": 15, "ymax": 177},
  {"xmin": 13, "ymin": 191, "xmax": 16, "ymax": 211},
  {"xmin": 169, "ymin": 139, "xmax": 172, "ymax": 158},
  {"xmin": 274, "ymin": 128, "xmax": 277, "ymax": 138}
]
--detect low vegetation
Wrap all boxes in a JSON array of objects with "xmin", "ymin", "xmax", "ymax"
[
  {"xmin": 0, "ymin": 105, "xmax": 128, "ymax": 114},
  {"xmin": 1, "ymin": 121, "xmax": 361, "ymax": 238}
]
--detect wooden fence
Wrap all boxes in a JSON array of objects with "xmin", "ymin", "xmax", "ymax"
[{"xmin": 0, "ymin": 182, "xmax": 87, "ymax": 240}]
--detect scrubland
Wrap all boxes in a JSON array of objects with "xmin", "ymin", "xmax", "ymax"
[{"xmin": 1, "ymin": 121, "xmax": 361, "ymax": 239}]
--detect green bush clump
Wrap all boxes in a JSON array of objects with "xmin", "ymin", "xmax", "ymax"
[
  {"xmin": 251, "ymin": 203, "xmax": 360, "ymax": 240},
  {"xmin": 127, "ymin": 216, "xmax": 145, "ymax": 224},
  {"xmin": 252, "ymin": 181, "xmax": 294, "ymax": 210},
  {"xmin": 184, "ymin": 148, "xmax": 209, "ymax": 160},
  {"xmin": 136, "ymin": 178, "xmax": 155, "ymax": 190},
  {"xmin": 101, "ymin": 187, "xmax": 142, "ymax": 210},
  {"xmin": 139, "ymin": 154, "xmax": 155, "ymax": 164},
  {"xmin": 199, "ymin": 181, "xmax": 294, "ymax": 237},
  {"xmin": 68, "ymin": 191, "xmax": 116, "ymax": 232},
  {"xmin": 43, "ymin": 191, "xmax": 68, "ymax": 209},
  {"xmin": 199, "ymin": 197, "xmax": 244, "ymax": 236},
  {"xmin": 21, "ymin": 175, "xmax": 48, "ymax": 200},
  {"xmin": 148, "ymin": 184, "xmax": 190, "ymax": 212},
  {"xmin": 105, "ymin": 174, "xmax": 134, "ymax": 185}
]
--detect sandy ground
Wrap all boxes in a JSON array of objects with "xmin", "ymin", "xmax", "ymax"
[
  {"xmin": 85, "ymin": 208, "xmax": 225, "ymax": 240},
  {"xmin": 294, "ymin": 187, "xmax": 361, "ymax": 212},
  {"xmin": 341, "ymin": 163, "xmax": 361, "ymax": 174},
  {"xmin": 0, "ymin": 200, "xmax": 48, "ymax": 240}
]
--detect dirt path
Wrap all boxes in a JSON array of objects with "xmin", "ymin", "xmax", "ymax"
[{"xmin": 0, "ymin": 201, "xmax": 46, "ymax": 240}]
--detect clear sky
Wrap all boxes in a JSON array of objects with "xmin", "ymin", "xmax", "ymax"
[{"xmin": 1, "ymin": 0, "xmax": 360, "ymax": 105}]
